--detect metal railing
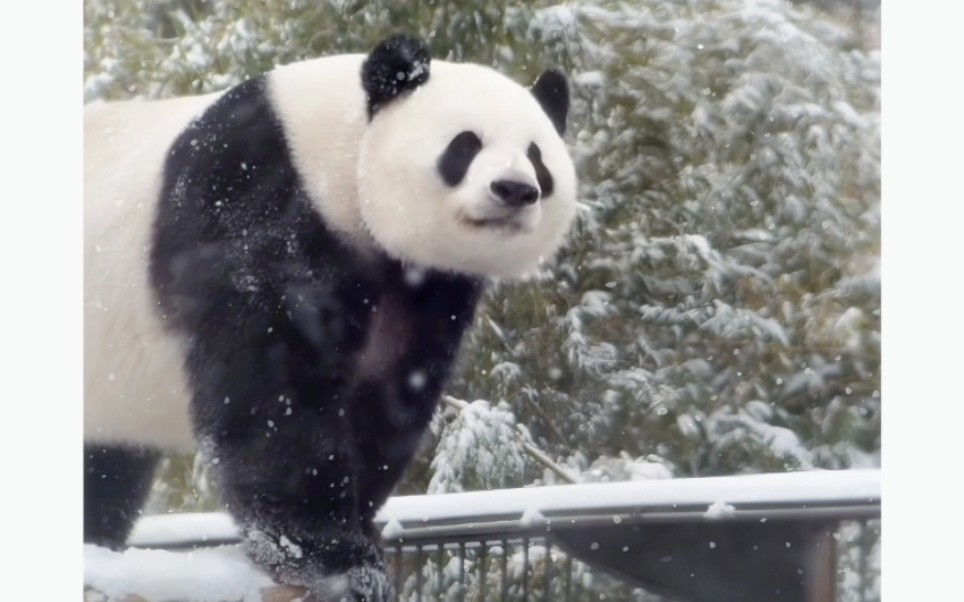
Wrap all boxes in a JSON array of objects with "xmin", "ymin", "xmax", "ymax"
[
  {"xmin": 130, "ymin": 469, "xmax": 881, "ymax": 602},
  {"xmin": 378, "ymin": 518, "xmax": 880, "ymax": 602}
]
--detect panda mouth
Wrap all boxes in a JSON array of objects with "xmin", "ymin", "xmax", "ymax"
[
  {"xmin": 459, "ymin": 211, "xmax": 531, "ymax": 234},
  {"xmin": 456, "ymin": 208, "xmax": 535, "ymax": 234}
]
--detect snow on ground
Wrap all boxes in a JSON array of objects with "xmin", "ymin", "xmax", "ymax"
[{"xmin": 84, "ymin": 544, "xmax": 275, "ymax": 602}]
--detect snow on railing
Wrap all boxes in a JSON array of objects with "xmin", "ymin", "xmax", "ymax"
[{"xmin": 129, "ymin": 469, "xmax": 879, "ymax": 548}]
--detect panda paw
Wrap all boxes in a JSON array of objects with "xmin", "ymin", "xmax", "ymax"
[{"xmin": 244, "ymin": 529, "xmax": 393, "ymax": 601}]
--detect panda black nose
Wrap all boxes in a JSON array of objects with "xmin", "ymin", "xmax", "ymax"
[{"xmin": 490, "ymin": 180, "xmax": 540, "ymax": 208}]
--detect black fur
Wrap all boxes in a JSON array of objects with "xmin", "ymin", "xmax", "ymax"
[
  {"xmin": 527, "ymin": 143, "xmax": 555, "ymax": 198},
  {"xmin": 84, "ymin": 444, "xmax": 160, "ymax": 549},
  {"xmin": 437, "ymin": 131, "xmax": 483, "ymax": 186},
  {"xmin": 362, "ymin": 35, "xmax": 431, "ymax": 119},
  {"xmin": 531, "ymin": 69, "xmax": 570, "ymax": 136},
  {"xmin": 144, "ymin": 67, "xmax": 482, "ymax": 597}
]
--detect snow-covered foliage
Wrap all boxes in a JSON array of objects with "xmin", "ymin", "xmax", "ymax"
[
  {"xmin": 836, "ymin": 520, "xmax": 882, "ymax": 602},
  {"xmin": 428, "ymin": 399, "xmax": 529, "ymax": 494},
  {"xmin": 84, "ymin": 0, "xmax": 552, "ymax": 102},
  {"xmin": 448, "ymin": 0, "xmax": 880, "ymax": 483},
  {"xmin": 583, "ymin": 452, "xmax": 674, "ymax": 483},
  {"xmin": 85, "ymin": 0, "xmax": 879, "ymax": 599},
  {"xmin": 143, "ymin": 452, "xmax": 220, "ymax": 514}
]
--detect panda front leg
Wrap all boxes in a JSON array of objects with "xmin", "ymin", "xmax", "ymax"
[
  {"xmin": 84, "ymin": 443, "xmax": 160, "ymax": 549},
  {"xmin": 185, "ymin": 297, "xmax": 392, "ymax": 602}
]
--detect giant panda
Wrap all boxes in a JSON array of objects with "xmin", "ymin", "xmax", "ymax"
[{"xmin": 84, "ymin": 35, "xmax": 576, "ymax": 600}]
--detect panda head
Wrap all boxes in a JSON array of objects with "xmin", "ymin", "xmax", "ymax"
[{"xmin": 357, "ymin": 36, "xmax": 577, "ymax": 279}]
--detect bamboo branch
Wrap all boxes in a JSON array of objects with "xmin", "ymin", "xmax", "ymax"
[{"xmin": 442, "ymin": 395, "xmax": 580, "ymax": 484}]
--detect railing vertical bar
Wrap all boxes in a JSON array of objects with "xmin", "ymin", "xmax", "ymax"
[
  {"xmin": 394, "ymin": 543, "xmax": 403, "ymax": 598},
  {"xmin": 459, "ymin": 541, "xmax": 466, "ymax": 602},
  {"xmin": 479, "ymin": 540, "xmax": 488, "ymax": 601},
  {"xmin": 859, "ymin": 520, "xmax": 869, "ymax": 602},
  {"xmin": 415, "ymin": 544, "xmax": 423, "ymax": 602},
  {"xmin": 565, "ymin": 553, "xmax": 573, "ymax": 602},
  {"xmin": 501, "ymin": 538, "xmax": 509, "ymax": 602},
  {"xmin": 437, "ymin": 543, "xmax": 445, "ymax": 599},
  {"xmin": 544, "ymin": 539, "xmax": 551, "ymax": 601},
  {"xmin": 522, "ymin": 537, "xmax": 530, "ymax": 602}
]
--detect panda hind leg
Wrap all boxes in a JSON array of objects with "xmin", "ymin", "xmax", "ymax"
[{"xmin": 83, "ymin": 444, "xmax": 160, "ymax": 549}]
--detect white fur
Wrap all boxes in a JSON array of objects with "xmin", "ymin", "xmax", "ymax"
[
  {"xmin": 84, "ymin": 93, "xmax": 220, "ymax": 450},
  {"xmin": 268, "ymin": 55, "xmax": 377, "ymax": 249},
  {"xmin": 85, "ymin": 54, "xmax": 577, "ymax": 450}
]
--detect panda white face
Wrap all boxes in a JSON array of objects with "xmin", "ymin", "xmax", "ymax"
[{"xmin": 357, "ymin": 61, "xmax": 577, "ymax": 278}]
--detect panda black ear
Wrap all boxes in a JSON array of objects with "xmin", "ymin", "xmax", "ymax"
[
  {"xmin": 362, "ymin": 35, "xmax": 432, "ymax": 119},
  {"xmin": 531, "ymin": 69, "xmax": 569, "ymax": 136}
]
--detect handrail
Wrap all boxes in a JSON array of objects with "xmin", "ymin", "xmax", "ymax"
[{"xmin": 129, "ymin": 469, "xmax": 880, "ymax": 549}]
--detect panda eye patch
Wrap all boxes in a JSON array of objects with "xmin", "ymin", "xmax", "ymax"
[
  {"xmin": 437, "ymin": 131, "xmax": 483, "ymax": 187},
  {"xmin": 527, "ymin": 143, "xmax": 554, "ymax": 198}
]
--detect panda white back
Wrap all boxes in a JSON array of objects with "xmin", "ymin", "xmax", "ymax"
[{"xmin": 85, "ymin": 93, "xmax": 221, "ymax": 450}]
